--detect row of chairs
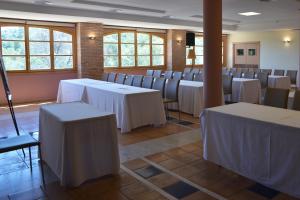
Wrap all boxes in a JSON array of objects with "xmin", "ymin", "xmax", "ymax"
[
  {"xmin": 147, "ymin": 68, "xmax": 204, "ymax": 82},
  {"xmin": 102, "ymin": 72, "xmax": 182, "ymax": 119},
  {"xmin": 223, "ymin": 73, "xmax": 300, "ymax": 110},
  {"xmin": 224, "ymin": 68, "xmax": 298, "ymax": 85}
]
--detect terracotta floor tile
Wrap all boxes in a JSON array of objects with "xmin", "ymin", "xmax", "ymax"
[
  {"xmin": 180, "ymin": 143, "xmax": 202, "ymax": 153},
  {"xmin": 187, "ymin": 167, "xmax": 226, "ymax": 189},
  {"xmin": 170, "ymin": 153, "xmax": 200, "ymax": 164},
  {"xmin": 164, "ymin": 147, "xmax": 187, "ymax": 157},
  {"xmin": 172, "ymin": 165, "xmax": 202, "ymax": 178},
  {"xmin": 158, "ymin": 158, "xmax": 185, "ymax": 170},
  {"xmin": 145, "ymin": 153, "xmax": 170, "ymax": 163},
  {"xmin": 228, "ymin": 190, "xmax": 269, "ymax": 200},
  {"xmin": 189, "ymin": 159, "xmax": 220, "ymax": 172},
  {"xmin": 147, "ymin": 173, "xmax": 179, "ymax": 188},
  {"xmin": 209, "ymin": 174, "xmax": 254, "ymax": 197},
  {"xmin": 122, "ymin": 159, "xmax": 149, "ymax": 171}
]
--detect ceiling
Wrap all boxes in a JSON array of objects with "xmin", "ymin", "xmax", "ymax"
[{"xmin": 0, "ymin": 0, "xmax": 300, "ymax": 32}]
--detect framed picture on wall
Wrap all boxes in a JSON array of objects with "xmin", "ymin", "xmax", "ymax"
[
  {"xmin": 237, "ymin": 49, "xmax": 244, "ymax": 56},
  {"xmin": 248, "ymin": 49, "xmax": 256, "ymax": 56}
]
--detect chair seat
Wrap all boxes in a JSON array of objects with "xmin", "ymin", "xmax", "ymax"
[
  {"xmin": 0, "ymin": 135, "xmax": 39, "ymax": 153},
  {"xmin": 163, "ymin": 98, "xmax": 177, "ymax": 103}
]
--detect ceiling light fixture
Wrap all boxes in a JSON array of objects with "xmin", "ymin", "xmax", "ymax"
[{"xmin": 238, "ymin": 12, "xmax": 261, "ymax": 16}]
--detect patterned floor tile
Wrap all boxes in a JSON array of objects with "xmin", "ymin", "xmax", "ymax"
[
  {"xmin": 162, "ymin": 181, "xmax": 198, "ymax": 199},
  {"xmin": 135, "ymin": 166, "xmax": 163, "ymax": 179}
]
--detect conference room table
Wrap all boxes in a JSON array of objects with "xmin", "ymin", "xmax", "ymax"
[
  {"xmin": 57, "ymin": 79, "xmax": 166, "ymax": 133},
  {"xmin": 40, "ymin": 102, "xmax": 119, "ymax": 186},
  {"xmin": 231, "ymin": 78, "xmax": 261, "ymax": 104},
  {"xmin": 168, "ymin": 80, "xmax": 204, "ymax": 117},
  {"xmin": 201, "ymin": 102, "xmax": 300, "ymax": 198},
  {"xmin": 268, "ymin": 75, "xmax": 291, "ymax": 89}
]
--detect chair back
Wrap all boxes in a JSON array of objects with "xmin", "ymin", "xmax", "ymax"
[
  {"xmin": 142, "ymin": 76, "xmax": 154, "ymax": 89},
  {"xmin": 257, "ymin": 72, "xmax": 269, "ymax": 89},
  {"xmin": 173, "ymin": 71, "xmax": 183, "ymax": 80},
  {"xmin": 165, "ymin": 79, "xmax": 180, "ymax": 101},
  {"xmin": 183, "ymin": 72, "xmax": 194, "ymax": 81},
  {"xmin": 164, "ymin": 71, "xmax": 173, "ymax": 79},
  {"xmin": 132, "ymin": 75, "xmax": 144, "ymax": 87},
  {"xmin": 194, "ymin": 73, "xmax": 203, "ymax": 82},
  {"xmin": 232, "ymin": 71, "xmax": 242, "ymax": 78},
  {"xmin": 107, "ymin": 73, "xmax": 117, "ymax": 82},
  {"xmin": 115, "ymin": 73, "xmax": 126, "ymax": 84},
  {"xmin": 183, "ymin": 67, "xmax": 192, "ymax": 74},
  {"xmin": 222, "ymin": 67, "xmax": 228, "ymax": 75},
  {"xmin": 264, "ymin": 88, "xmax": 289, "ymax": 109},
  {"xmin": 292, "ymin": 90, "xmax": 300, "ymax": 111},
  {"xmin": 222, "ymin": 74, "xmax": 233, "ymax": 95},
  {"xmin": 274, "ymin": 69, "xmax": 285, "ymax": 76},
  {"xmin": 286, "ymin": 70, "xmax": 298, "ymax": 85},
  {"xmin": 153, "ymin": 70, "xmax": 162, "ymax": 78},
  {"xmin": 191, "ymin": 68, "xmax": 200, "ymax": 74},
  {"xmin": 261, "ymin": 69, "xmax": 272, "ymax": 75},
  {"xmin": 124, "ymin": 75, "xmax": 134, "ymax": 86},
  {"xmin": 241, "ymin": 68, "xmax": 249, "ymax": 73},
  {"xmin": 146, "ymin": 70, "xmax": 154, "ymax": 76},
  {"xmin": 101, "ymin": 72, "xmax": 109, "ymax": 81},
  {"xmin": 243, "ymin": 71, "xmax": 255, "ymax": 79},
  {"xmin": 152, "ymin": 78, "xmax": 166, "ymax": 98}
]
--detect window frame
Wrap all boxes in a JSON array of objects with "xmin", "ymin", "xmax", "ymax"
[
  {"xmin": 186, "ymin": 34, "xmax": 228, "ymax": 67},
  {"xmin": 103, "ymin": 29, "xmax": 166, "ymax": 69},
  {"xmin": 0, "ymin": 23, "xmax": 77, "ymax": 73}
]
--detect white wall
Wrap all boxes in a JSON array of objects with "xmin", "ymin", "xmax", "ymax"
[
  {"xmin": 228, "ymin": 31, "xmax": 300, "ymax": 69},
  {"xmin": 227, "ymin": 30, "xmax": 300, "ymax": 71}
]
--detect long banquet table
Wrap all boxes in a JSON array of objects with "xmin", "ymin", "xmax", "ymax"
[
  {"xmin": 201, "ymin": 102, "xmax": 300, "ymax": 198},
  {"xmin": 232, "ymin": 78, "xmax": 261, "ymax": 104},
  {"xmin": 57, "ymin": 79, "xmax": 166, "ymax": 133},
  {"xmin": 169, "ymin": 80, "xmax": 204, "ymax": 117},
  {"xmin": 40, "ymin": 102, "xmax": 120, "ymax": 186}
]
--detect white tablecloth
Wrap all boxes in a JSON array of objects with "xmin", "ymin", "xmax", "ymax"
[
  {"xmin": 57, "ymin": 79, "xmax": 166, "ymax": 133},
  {"xmin": 232, "ymin": 78, "xmax": 261, "ymax": 104},
  {"xmin": 39, "ymin": 102, "xmax": 120, "ymax": 187},
  {"xmin": 201, "ymin": 102, "xmax": 300, "ymax": 198},
  {"xmin": 268, "ymin": 75, "xmax": 291, "ymax": 89},
  {"xmin": 169, "ymin": 80, "xmax": 204, "ymax": 117}
]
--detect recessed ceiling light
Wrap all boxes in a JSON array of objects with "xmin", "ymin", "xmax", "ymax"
[{"xmin": 238, "ymin": 12, "xmax": 261, "ymax": 16}]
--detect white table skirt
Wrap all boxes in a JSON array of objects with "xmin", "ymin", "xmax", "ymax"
[
  {"xmin": 39, "ymin": 102, "xmax": 120, "ymax": 187},
  {"xmin": 57, "ymin": 79, "xmax": 166, "ymax": 133},
  {"xmin": 169, "ymin": 80, "xmax": 204, "ymax": 117},
  {"xmin": 201, "ymin": 103, "xmax": 300, "ymax": 198},
  {"xmin": 232, "ymin": 78, "xmax": 261, "ymax": 104},
  {"xmin": 268, "ymin": 76, "xmax": 291, "ymax": 89}
]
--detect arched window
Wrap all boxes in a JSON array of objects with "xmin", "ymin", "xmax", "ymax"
[
  {"xmin": 0, "ymin": 24, "xmax": 75, "ymax": 71},
  {"xmin": 103, "ymin": 30, "xmax": 165, "ymax": 68}
]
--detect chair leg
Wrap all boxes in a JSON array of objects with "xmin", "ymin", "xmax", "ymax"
[
  {"xmin": 29, "ymin": 147, "xmax": 32, "ymax": 171},
  {"xmin": 177, "ymin": 102, "xmax": 181, "ymax": 120},
  {"xmin": 166, "ymin": 103, "xmax": 170, "ymax": 120},
  {"xmin": 38, "ymin": 145, "xmax": 46, "ymax": 188}
]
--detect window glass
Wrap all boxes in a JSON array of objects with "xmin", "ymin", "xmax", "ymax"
[{"xmin": 1, "ymin": 26, "xmax": 26, "ymax": 70}]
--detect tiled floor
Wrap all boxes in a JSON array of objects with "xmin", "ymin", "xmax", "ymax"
[{"xmin": 0, "ymin": 103, "xmax": 298, "ymax": 200}]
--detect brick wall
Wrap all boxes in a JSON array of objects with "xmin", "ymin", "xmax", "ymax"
[{"xmin": 77, "ymin": 23, "xmax": 104, "ymax": 79}]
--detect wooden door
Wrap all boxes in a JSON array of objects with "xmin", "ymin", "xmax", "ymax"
[{"xmin": 233, "ymin": 42, "xmax": 260, "ymax": 68}]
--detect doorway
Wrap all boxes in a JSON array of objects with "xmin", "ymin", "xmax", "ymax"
[{"xmin": 233, "ymin": 42, "xmax": 260, "ymax": 68}]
